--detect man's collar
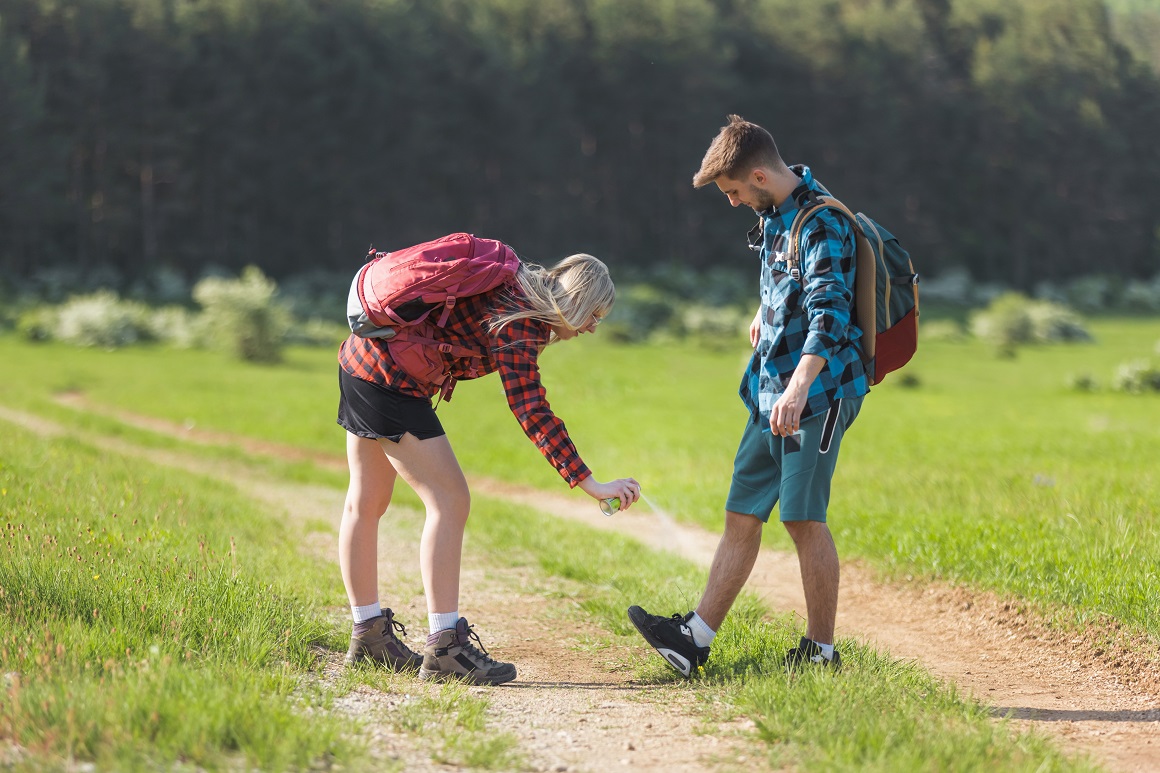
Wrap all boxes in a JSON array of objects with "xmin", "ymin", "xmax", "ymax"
[{"xmin": 762, "ymin": 165, "xmax": 813, "ymax": 219}]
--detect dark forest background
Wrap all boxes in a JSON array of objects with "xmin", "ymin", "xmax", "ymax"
[{"xmin": 1, "ymin": 0, "xmax": 1159, "ymax": 298}]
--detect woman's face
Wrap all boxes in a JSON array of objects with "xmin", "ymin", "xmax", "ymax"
[{"xmin": 550, "ymin": 312, "xmax": 603, "ymax": 341}]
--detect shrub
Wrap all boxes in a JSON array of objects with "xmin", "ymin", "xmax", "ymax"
[
  {"xmin": 126, "ymin": 266, "xmax": 191, "ymax": 305},
  {"xmin": 918, "ymin": 267, "xmax": 974, "ymax": 306},
  {"xmin": 969, "ymin": 293, "xmax": 1035, "ymax": 349},
  {"xmin": 53, "ymin": 291, "xmax": 155, "ymax": 348},
  {"xmin": 1112, "ymin": 360, "xmax": 1160, "ymax": 394},
  {"xmin": 1121, "ymin": 277, "xmax": 1160, "ymax": 312},
  {"xmin": 283, "ymin": 317, "xmax": 351, "ymax": 348},
  {"xmin": 680, "ymin": 304, "xmax": 750, "ymax": 341},
  {"xmin": 602, "ymin": 284, "xmax": 677, "ymax": 343},
  {"xmin": 16, "ymin": 306, "xmax": 56, "ymax": 342},
  {"xmin": 1065, "ymin": 275, "xmax": 1119, "ymax": 312},
  {"xmin": 895, "ymin": 372, "xmax": 921, "ymax": 389},
  {"xmin": 919, "ymin": 319, "xmax": 965, "ymax": 343},
  {"xmin": 969, "ymin": 293, "xmax": 1090, "ymax": 351},
  {"xmin": 1066, "ymin": 372, "xmax": 1099, "ymax": 392},
  {"xmin": 279, "ymin": 270, "xmax": 351, "ymax": 319},
  {"xmin": 192, "ymin": 266, "xmax": 290, "ymax": 363},
  {"xmin": 145, "ymin": 305, "xmax": 203, "ymax": 349},
  {"xmin": 1026, "ymin": 302, "xmax": 1091, "ymax": 343}
]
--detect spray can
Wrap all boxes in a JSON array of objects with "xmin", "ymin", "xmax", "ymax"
[{"xmin": 599, "ymin": 497, "xmax": 621, "ymax": 517}]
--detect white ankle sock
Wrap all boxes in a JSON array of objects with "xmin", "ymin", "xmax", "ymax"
[
  {"xmin": 686, "ymin": 612, "xmax": 716, "ymax": 648},
  {"xmin": 351, "ymin": 602, "xmax": 381, "ymax": 623},
  {"xmin": 429, "ymin": 611, "xmax": 459, "ymax": 634},
  {"xmin": 813, "ymin": 640, "xmax": 835, "ymax": 660}
]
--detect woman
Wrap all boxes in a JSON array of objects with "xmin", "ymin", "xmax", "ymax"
[{"xmin": 337, "ymin": 249, "xmax": 641, "ymax": 685}]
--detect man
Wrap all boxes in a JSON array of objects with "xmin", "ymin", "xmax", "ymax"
[{"xmin": 628, "ymin": 115, "xmax": 870, "ymax": 674}]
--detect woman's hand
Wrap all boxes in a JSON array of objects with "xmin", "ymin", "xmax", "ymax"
[{"xmin": 578, "ymin": 475, "xmax": 642, "ymax": 511}]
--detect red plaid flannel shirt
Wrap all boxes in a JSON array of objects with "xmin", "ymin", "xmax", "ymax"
[{"xmin": 338, "ymin": 287, "xmax": 591, "ymax": 487}]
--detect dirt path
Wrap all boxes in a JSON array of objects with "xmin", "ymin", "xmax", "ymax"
[
  {"xmin": 473, "ymin": 481, "xmax": 1160, "ymax": 773},
  {"xmin": 10, "ymin": 400, "xmax": 1160, "ymax": 771},
  {"xmin": 1, "ymin": 404, "xmax": 752, "ymax": 772}
]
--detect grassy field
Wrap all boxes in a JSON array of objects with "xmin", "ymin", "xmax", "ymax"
[
  {"xmin": 1, "ymin": 318, "xmax": 1157, "ymax": 640},
  {"xmin": 0, "ymin": 415, "xmax": 1097, "ymax": 770},
  {"xmin": 0, "ymin": 423, "xmax": 355, "ymax": 769},
  {"xmin": 462, "ymin": 495, "xmax": 1095, "ymax": 772}
]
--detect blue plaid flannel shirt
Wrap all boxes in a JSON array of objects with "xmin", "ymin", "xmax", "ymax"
[{"xmin": 740, "ymin": 165, "xmax": 871, "ymax": 427}]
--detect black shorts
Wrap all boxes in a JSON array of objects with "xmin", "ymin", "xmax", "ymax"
[{"xmin": 336, "ymin": 367, "xmax": 445, "ymax": 443}]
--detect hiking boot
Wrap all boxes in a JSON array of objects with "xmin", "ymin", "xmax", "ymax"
[
  {"xmin": 784, "ymin": 636, "xmax": 842, "ymax": 671},
  {"xmin": 418, "ymin": 617, "xmax": 517, "ymax": 685},
  {"xmin": 344, "ymin": 608, "xmax": 423, "ymax": 671},
  {"xmin": 627, "ymin": 606, "xmax": 710, "ymax": 678}
]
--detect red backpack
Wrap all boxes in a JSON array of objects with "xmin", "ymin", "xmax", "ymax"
[
  {"xmin": 348, "ymin": 232, "xmax": 521, "ymax": 334},
  {"xmin": 346, "ymin": 232, "xmax": 522, "ymax": 400}
]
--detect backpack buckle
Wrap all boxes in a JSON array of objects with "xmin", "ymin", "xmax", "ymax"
[{"xmin": 437, "ymin": 295, "xmax": 457, "ymax": 327}]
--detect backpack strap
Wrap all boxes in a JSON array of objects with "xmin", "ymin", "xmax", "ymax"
[
  {"xmin": 786, "ymin": 195, "xmax": 878, "ymax": 363},
  {"xmin": 437, "ymin": 292, "xmax": 458, "ymax": 328},
  {"xmin": 787, "ymin": 195, "xmax": 862, "ymax": 274}
]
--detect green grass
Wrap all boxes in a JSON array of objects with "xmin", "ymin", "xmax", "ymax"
[
  {"xmin": 0, "ymin": 422, "xmax": 355, "ymax": 770},
  {"xmin": 4, "ymin": 321, "xmax": 1156, "ymax": 641},
  {"xmin": 460, "ymin": 494, "xmax": 1096, "ymax": 772},
  {"xmin": 392, "ymin": 681, "xmax": 521, "ymax": 770},
  {"xmin": 0, "ymin": 330, "xmax": 1122, "ymax": 769}
]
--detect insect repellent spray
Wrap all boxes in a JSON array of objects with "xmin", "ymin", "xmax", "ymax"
[{"xmin": 599, "ymin": 497, "xmax": 621, "ymax": 517}]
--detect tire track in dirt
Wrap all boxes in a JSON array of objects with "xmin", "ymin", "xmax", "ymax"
[
  {"xmin": 19, "ymin": 398, "xmax": 1160, "ymax": 771},
  {"xmin": 0, "ymin": 404, "xmax": 751, "ymax": 772}
]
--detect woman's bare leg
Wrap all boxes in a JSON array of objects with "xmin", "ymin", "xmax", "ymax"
[
  {"xmin": 339, "ymin": 433, "xmax": 398, "ymax": 607},
  {"xmin": 378, "ymin": 433, "xmax": 470, "ymax": 616}
]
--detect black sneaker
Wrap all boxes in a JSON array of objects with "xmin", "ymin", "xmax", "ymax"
[
  {"xmin": 627, "ymin": 606, "xmax": 710, "ymax": 678},
  {"xmin": 345, "ymin": 608, "xmax": 424, "ymax": 671},
  {"xmin": 784, "ymin": 636, "xmax": 842, "ymax": 671}
]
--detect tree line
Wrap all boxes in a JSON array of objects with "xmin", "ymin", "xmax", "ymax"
[{"xmin": 1, "ymin": 0, "xmax": 1158, "ymax": 295}]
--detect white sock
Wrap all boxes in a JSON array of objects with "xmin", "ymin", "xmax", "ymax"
[
  {"xmin": 686, "ymin": 612, "xmax": 716, "ymax": 649},
  {"xmin": 351, "ymin": 602, "xmax": 381, "ymax": 623},
  {"xmin": 814, "ymin": 640, "xmax": 835, "ymax": 661},
  {"xmin": 429, "ymin": 611, "xmax": 459, "ymax": 634}
]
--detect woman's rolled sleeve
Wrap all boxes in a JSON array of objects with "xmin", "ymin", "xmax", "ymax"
[{"xmin": 493, "ymin": 320, "xmax": 591, "ymax": 487}]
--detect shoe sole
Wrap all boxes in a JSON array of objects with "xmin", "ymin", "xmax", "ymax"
[
  {"xmin": 627, "ymin": 606, "xmax": 695, "ymax": 678},
  {"xmin": 418, "ymin": 666, "xmax": 517, "ymax": 686},
  {"xmin": 344, "ymin": 654, "xmax": 422, "ymax": 672}
]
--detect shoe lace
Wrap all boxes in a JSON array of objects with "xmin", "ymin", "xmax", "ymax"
[
  {"xmin": 388, "ymin": 617, "xmax": 408, "ymax": 639},
  {"xmin": 667, "ymin": 613, "xmax": 695, "ymax": 642},
  {"xmin": 461, "ymin": 623, "xmax": 500, "ymax": 666},
  {"xmin": 381, "ymin": 611, "xmax": 409, "ymax": 643}
]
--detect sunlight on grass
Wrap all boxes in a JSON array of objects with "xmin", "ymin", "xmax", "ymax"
[
  {"xmin": 0, "ymin": 424, "xmax": 354, "ymax": 769},
  {"xmin": 462, "ymin": 494, "xmax": 1098, "ymax": 771}
]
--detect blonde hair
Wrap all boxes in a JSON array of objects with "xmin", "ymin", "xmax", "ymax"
[{"xmin": 490, "ymin": 253, "xmax": 615, "ymax": 342}]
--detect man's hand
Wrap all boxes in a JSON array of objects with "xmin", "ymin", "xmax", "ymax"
[
  {"xmin": 749, "ymin": 308, "xmax": 761, "ymax": 348},
  {"xmin": 769, "ymin": 354, "xmax": 827, "ymax": 436},
  {"xmin": 769, "ymin": 390, "xmax": 807, "ymax": 436}
]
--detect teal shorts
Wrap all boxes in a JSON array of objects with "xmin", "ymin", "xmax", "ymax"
[{"xmin": 725, "ymin": 396, "xmax": 863, "ymax": 523}]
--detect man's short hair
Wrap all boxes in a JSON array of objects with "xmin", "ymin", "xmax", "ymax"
[{"xmin": 692, "ymin": 115, "xmax": 782, "ymax": 188}]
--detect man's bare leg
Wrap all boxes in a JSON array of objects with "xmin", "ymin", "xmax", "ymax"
[
  {"xmin": 783, "ymin": 520, "xmax": 839, "ymax": 644},
  {"xmin": 694, "ymin": 510, "xmax": 765, "ymax": 630}
]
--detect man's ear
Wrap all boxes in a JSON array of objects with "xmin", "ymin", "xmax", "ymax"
[{"xmin": 750, "ymin": 168, "xmax": 767, "ymax": 186}]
